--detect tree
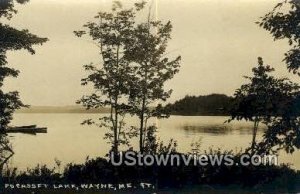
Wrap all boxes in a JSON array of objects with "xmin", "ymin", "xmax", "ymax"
[
  {"xmin": 258, "ymin": 0, "xmax": 300, "ymax": 76},
  {"xmin": 0, "ymin": 0, "xmax": 48, "ymax": 172},
  {"xmin": 124, "ymin": 10, "xmax": 181, "ymax": 153},
  {"xmin": 257, "ymin": 89, "xmax": 300, "ymax": 154},
  {"xmin": 257, "ymin": 0, "xmax": 300, "ymax": 154},
  {"xmin": 229, "ymin": 57, "xmax": 299, "ymax": 154},
  {"xmin": 74, "ymin": 1, "xmax": 145, "ymax": 153}
]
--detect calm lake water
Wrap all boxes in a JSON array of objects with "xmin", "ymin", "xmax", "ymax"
[{"xmin": 7, "ymin": 113, "xmax": 300, "ymax": 170}]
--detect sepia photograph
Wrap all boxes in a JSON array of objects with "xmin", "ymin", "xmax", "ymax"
[{"xmin": 1, "ymin": 0, "xmax": 300, "ymax": 193}]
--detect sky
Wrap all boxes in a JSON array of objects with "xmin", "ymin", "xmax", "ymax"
[{"xmin": 3, "ymin": 0, "xmax": 299, "ymax": 106}]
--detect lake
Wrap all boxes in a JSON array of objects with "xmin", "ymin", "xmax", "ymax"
[{"xmin": 7, "ymin": 113, "xmax": 300, "ymax": 170}]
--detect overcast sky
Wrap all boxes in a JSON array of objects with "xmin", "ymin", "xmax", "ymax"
[{"xmin": 3, "ymin": 0, "xmax": 299, "ymax": 106}]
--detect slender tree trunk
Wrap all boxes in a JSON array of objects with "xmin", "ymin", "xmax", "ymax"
[
  {"xmin": 113, "ymin": 45, "xmax": 120, "ymax": 154},
  {"xmin": 138, "ymin": 13, "xmax": 152, "ymax": 153},
  {"xmin": 114, "ymin": 100, "xmax": 119, "ymax": 153},
  {"xmin": 251, "ymin": 117, "xmax": 259, "ymax": 154},
  {"xmin": 0, "ymin": 151, "xmax": 14, "ymax": 175},
  {"xmin": 139, "ymin": 63, "xmax": 148, "ymax": 153},
  {"xmin": 0, "ymin": 138, "xmax": 14, "ymax": 175},
  {"xmin": 139, "ymin": 96, "xmax": 146, "ymax": 153}
]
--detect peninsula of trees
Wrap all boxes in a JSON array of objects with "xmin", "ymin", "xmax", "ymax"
[{"xmin": 165, "ymin": 94, "xmax": 233, "ymax": 116}]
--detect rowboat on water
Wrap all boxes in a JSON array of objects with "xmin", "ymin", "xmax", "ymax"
[
  {"xmin": 14, "ymin": 125, "xmax": 37, "ymax": 129},
  {"xmin": 6, "ymin": 125, "xmax": 47, "ymax": 134}
]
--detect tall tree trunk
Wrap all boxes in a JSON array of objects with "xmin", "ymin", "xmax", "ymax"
[
  {"xmin": 251, "ymin": 117, "xmax": 259, "ymax": 154},
  {"xmin": 113, "ymin": 45, "xmax": 120, "ymax": 154},
  {"xmin": 139, "ymin": 60, "xmax": 148, "ymax": 153},
  {"xmin": 114, "ymin": 102, "xmax": 118, "ymax": 153},
  {"xmin": 139, "ymin": 96, "xmax": 146, "ymax": 153}
]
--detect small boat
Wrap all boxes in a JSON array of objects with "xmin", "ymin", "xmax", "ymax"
[
  {"xmin": 13, "ymin": 125, "xmax": 37, "ymax": 129},
  {"xmin": 6, "ymin": 126, "xmax": 47, "ymax": 134}
]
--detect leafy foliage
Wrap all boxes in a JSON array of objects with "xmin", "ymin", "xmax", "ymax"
[
  {"xmin": 125, "ymin": 9, "xmax": 181, "ymax": 152},
  {"xmin": 257, "ymin": 0, "xmax": 300, "ymax": 154},
  {"xmin": 142, "ymin": 125, "xmax": 177, "ymax": 154},
  {"xmin": 229, "ymin": 57, "xmax": 300, "ymax": 154},
  {"xmin": 259, "ymin": 96, "xmax": 300, "ymax": 154},
  {"xmin": 0, "ymin": 0, "xmax": 48, "ymax": 173},
  {"xmin": 258, "ymin": 0, "xmax": 300, "ymax": 75},
  {"xmin": 75, "ymin": 1, "xmax": 146, "ymax": 152},
  {"xmin": 76, "ymin": 1, "xmax": 181, "ymax": 153}
]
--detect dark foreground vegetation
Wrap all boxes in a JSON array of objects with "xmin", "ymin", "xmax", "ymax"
[{"xmin": 1, "ymin": 151, "xmax": 300, "ymax": 194}]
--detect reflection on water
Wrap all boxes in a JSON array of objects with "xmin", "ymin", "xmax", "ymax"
[
  {"xmin": 182, "ymin": 125, "xmax": 232, "ymax": 135},
  {"xmin": 7, "ymin": 114, "xmax": 300, "ymax": 170},
  {"xmin": 181, "ymin": 124, "xmax": 266, "ymax": 135}
]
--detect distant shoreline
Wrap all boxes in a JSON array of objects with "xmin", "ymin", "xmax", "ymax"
[
  {"xmin": 15, "ymin": 112, "xmax": 230, "ymax": 116},
  {"xmin": 16, "ymin": 106, "xmax": 111, "ymax": 114},
  {"xmin": 16, "ymin": 109, "xmax": 230, "ymax": 116}
]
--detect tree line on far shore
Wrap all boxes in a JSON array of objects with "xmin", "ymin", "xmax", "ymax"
[
  {"xmin": 15, "ymin": 94, "xmax": 233, "ymax": 115},
  {"xmin": 165, "ymin": 94, "xmax": 233, "ymax": 116}
]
